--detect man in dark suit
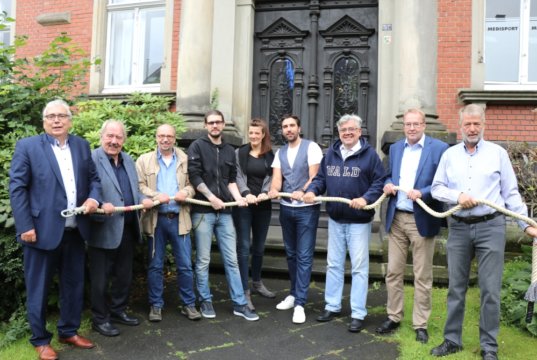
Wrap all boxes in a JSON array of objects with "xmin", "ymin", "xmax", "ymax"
[
  {"xmin": 9, "ymin": 99, "xmax": 102, "ymax": 360},
  {"xmin": 376, "ymin": 108, "xmax": 449, "ymax": 344},
  {"xmin": 88, "ymin": 120, "xmax": 152, "ymax": 337}
]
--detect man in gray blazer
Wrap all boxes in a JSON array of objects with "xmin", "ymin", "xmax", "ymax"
[{"xmin": 88, "ymin": 120, "xmax": 152, "ymax": 337}]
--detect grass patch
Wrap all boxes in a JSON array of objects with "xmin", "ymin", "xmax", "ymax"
[
  {"xmin": 397, "ymin": 286, "xmax": 537, "ymax": 360},
  {"xmin": 0, "ymin": 311, "xmax": 93, "ymax": 359}
]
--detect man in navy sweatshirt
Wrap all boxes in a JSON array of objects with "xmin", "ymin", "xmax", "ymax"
[{"xmin": 304, "ymin": 114, "xmax": 385, "ymax": 333}]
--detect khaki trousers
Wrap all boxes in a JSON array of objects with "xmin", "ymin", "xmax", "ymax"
[{"xmin": 385, "ymin": 211, "xmax": 435, "ymax": 329}]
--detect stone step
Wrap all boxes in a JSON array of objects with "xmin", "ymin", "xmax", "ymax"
[{"xmin": 209, "ymin": 250, "xmax": 456, "ymax": 285}]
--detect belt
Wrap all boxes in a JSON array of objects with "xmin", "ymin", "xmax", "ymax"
[
  {"xmin": 158, "ymin": 212, "xmax": 179, "ymax": 219},
  {"xmin": 451, "ymin": 212, "xmax": 502, "ymax": 224},
  {"xmin": 396, "ymin": 209, "xmax": 414, "ymax": 214},
  {"xmin": 64, "ymin": 227, "xmax": 77, "ymax": 232}
]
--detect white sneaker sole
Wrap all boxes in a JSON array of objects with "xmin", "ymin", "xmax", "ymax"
[{"xmin": 233, "ymin": 310, "xmax": 259, "ymax": 321}]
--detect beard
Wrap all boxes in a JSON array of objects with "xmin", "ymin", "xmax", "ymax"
[
  {"xmin": 209, "ymin": 130, "xmax": 222, "ymax": 139},
  {"xmin": 462, "ymin": 129, "xmax": 484, "ymax": 147}
]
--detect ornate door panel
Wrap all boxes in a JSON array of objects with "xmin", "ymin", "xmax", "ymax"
[{"xmin": 252, "ymin": 0, "xmax": 378, "ymax": 147}]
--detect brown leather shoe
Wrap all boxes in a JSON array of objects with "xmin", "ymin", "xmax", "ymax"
[
  {"xmin": 59, "ymin": 334, "xmax": 95, "ymax": 349},
  {"xmin": 35, "ymin": 345, "xmax": 58, "ymax": 360}
]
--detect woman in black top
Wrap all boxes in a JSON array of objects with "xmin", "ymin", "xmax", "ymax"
[{"xmin": 233, "ymin": 118, "xmax": 275, "ymax": 310}]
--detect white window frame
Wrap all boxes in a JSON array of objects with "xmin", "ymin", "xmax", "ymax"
[
  {"xmin": 89, "ymin": 0, "xmax": 174, "ymax": 95},
  {"xmin": 0, "ymin": 0, "xmax": 15, "ymax": 47},
  {"xmin": 483, "ymin": 0, "xmax": 537, "ymax": 90}
]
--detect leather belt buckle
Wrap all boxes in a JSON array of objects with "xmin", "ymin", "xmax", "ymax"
[
  {"xmin": 159, "ymin": 212, "xmax": 178, "ymax": 219},
  {"xmin": 452, "ymin": 212, "xmax": 501, "ymax": 224}
]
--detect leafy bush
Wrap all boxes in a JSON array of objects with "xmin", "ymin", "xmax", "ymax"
[
  {"xmin": 501, "ymin": 246, "xmax": 537, "ymax": 336},
  {"xmin": 72, "ymin": 92, "xmax": 186, "ymax": 158}
]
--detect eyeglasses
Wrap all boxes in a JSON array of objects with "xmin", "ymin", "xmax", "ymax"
[
  {"xmin": 339, "ymin": 127, "xmax": 359, "ymax": 133},
  {"xmin": 403, "ymin": 122, "xmax": 424, "ymax": 128},
  {"xmin": 206, "ymin": 120, "xmax": 224, "ymax": 126},
  {"xmin": 44, "ymin": 113, "xmax": 70, "ymax": 121}
]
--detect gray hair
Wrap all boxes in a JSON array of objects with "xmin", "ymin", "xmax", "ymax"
[
  {"xmin": 336, "ymin": 114, "xmax": 362, "ymax": 129},
  {"xmin": 42, "ymin": 99, "xmax": 72, "ymax": 119},
  {"xmin": 100, "ymin": 119, "xmax": 127, "ymax": 139},
  {"xmin": 459, "ymin": 104, "xmax": 485, "ymax": 126}
]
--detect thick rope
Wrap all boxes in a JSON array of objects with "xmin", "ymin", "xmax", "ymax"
[
  {"xmin": 61, "ymin": 187, "xmax": 537, "ymax": 227},
  {"xmin": 61, "ymin": 186, "xmax": 537, "ymax": 320}
]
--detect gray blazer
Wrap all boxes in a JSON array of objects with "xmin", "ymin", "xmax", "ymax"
[{"xmin": 89, "ymin": 146, "xmax": 143, "ymax": 249}]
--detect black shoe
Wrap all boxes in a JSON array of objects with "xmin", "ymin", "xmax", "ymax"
[
  {"xmin": 415, "ymin": 328, "xmax": 429, "ymax": 344},
  {"xmin": 430, "ymin": 339, "xmax": 463, "ymax": 357},
  {"xmin": 111, "ymin": 311, "xmax": 140, "ymax": 326},
  {"xmin": 375, "ymin": 318, "xmax": 400, "ymax": 334},
  {"xmin": 316, "ymin": 310, "xmax": 340, "ymax": 322},
  {"xmin": 92, "ymin": 322, "xmax": 120, "ymax": 337},
  {"xmin": 481, "ymin": 351, "xmax": 498, "ymax": 360},
  {"xmin": 348, "ymin": 318, "xmax": 363, "ymax": 333}
]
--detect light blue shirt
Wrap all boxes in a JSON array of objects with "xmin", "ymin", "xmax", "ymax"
[
  {"xmin": 395, "ymin": 136, "xmax": 425, "ymax": 212},
  {"xmin": 156, "ymin": 149, "xmax": 180, "ymax": 214},
  {"xmin": 431, "ymin": 139, "xmax": 528, "ymax": 230}
]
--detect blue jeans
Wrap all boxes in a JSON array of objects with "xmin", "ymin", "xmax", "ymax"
[
  {"xmin": 147, "ymin": 215, "xmax": 196, "ymax": 308},
  {"xmin": 325, "ymin": 218, "xmax": 371, "ymax": 320},
  {"xmin": 192, "ymin": 212, "xmax": 246, "ymax": 306},
  {"xmin": 279, "ymin": 204, "xmax": 320, "ymax": 306},
  {"xmin": 233, "ymin": 206, "xmax": 272, "ymax": 290}
]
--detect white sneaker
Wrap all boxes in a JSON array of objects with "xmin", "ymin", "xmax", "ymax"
[
  {"xmin": 276, "ymin": 295, "xmax": 295, "ymax": 310},
  {"xmin": 292, "ymin": 305, "xmax": 306, "ymax": 324}
]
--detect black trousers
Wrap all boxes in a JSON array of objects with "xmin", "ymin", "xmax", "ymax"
[{"xmin": 89, "ymin": 226, "xmax": 135, "ymax": 324}]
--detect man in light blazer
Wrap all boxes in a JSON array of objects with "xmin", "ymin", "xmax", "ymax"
[
  {"xmin": 88, "ymin": 120, "xmax": 152, "ymax": 337},
  {"xmin": 376, "ymin": 108, "xmax": 449, "ymax": 344},
  {"xmin": 9, "ymin": 99, "xmax": 102, "ymax": 360}
]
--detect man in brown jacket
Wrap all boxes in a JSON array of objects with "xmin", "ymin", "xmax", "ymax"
[{"xmin": 136, "ymin": 124, "xmax": 199, "ymax": 322}]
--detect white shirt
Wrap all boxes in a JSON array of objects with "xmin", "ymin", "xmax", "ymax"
[
  {"xmin": 339, "ymin": 141, "xmax": 362, "ymax": 160},
  {"xmin": 396, "ymin": 136, "xmax": 425, "ymax": 212},
  {"xmin": 272, "ymin": 139, "xmax": 323, "ymax": 207},
  {"xmin": 51, "ymin": 138, "xmax": 77, "ymax": 228}
]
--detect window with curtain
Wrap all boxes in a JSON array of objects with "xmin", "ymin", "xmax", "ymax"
[
  {"xmin": 105, "ymin": 0, "xmax": 165, "ymax": 91},
  {"xmin": 485, "ymin": 0, "xmax": 537, "ymax": 86}
]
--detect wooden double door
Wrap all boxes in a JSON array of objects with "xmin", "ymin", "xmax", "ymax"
[{"xmin": 252, "ymin": 0, "xmax": 379, "ymax": 147}]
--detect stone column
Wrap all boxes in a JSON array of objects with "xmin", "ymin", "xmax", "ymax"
[
  {"xmin": 380, "ymin": 0, "xmax": 456, "ymax": 153},
  {"xmin": 175, "ymin": 0, "xmax": 214, "ymax": 145}
]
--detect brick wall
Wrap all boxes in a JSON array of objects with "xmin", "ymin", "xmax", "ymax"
[
  {"xmin": 14, "ymin": 0, "xmax": 182, "ymax": 94},
  {"xmin": 15, "ymin": 0, "xmax": 94, "ymax": 96},
  {"xmin": 437, "ymin": 0, "xmax": 537, "ymax": 142}
]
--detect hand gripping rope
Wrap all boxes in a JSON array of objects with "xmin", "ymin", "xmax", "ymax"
[{"xmin": 61, "ymin": 186, "xmax": 537, "ymax": 322}]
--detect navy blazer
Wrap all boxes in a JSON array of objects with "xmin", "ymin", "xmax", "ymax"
[
  {"xmin": 9, "ymin": 133, "xmax": 102, "ymax": 250},
  {"xmin": 384, "ymin": 135, "xmax": 449, "ymax": 237},
  {"xmin": 89, "ymin": 146, "xmax": 143, "ymax": 249}
]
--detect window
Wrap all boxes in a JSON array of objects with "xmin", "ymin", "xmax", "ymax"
[
  {"xmin": 104, "ymin": 0, "xmax": 166, "ymax": 92},
  {"xmin": 485, "ymin": 0, "xmax": 537, "ymax": 88},
  {"xmin": 0, "ymin": 0, "xmax": 14, "ymax": 47}
]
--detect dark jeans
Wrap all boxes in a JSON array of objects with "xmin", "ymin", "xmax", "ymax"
[
  {"xmin": 279, "ymin": 204, "xmax": 320, "ymax": 306},
  {"xmin": 233, "ymin": 206, "xmax": 272, "ymax": 290}
]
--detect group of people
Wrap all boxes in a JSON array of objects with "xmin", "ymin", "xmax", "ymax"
[{"xmin": 8, "ymin": 99, "xmax": 537, "ymax": 360}]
